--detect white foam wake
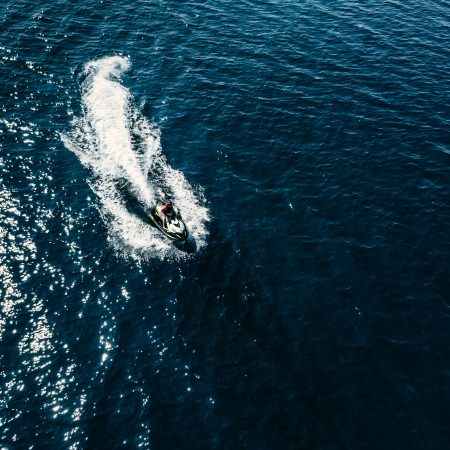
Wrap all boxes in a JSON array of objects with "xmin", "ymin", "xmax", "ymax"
[{"xmin": 62, "ymin": 56, "xmax": 209, "ymax": 260}]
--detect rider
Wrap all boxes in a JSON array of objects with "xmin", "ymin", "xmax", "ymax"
[{"xmin": 161, "ymin": 202, "xmax": 174, "ymax": 228}]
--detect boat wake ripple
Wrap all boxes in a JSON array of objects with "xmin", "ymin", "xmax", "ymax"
[{"xmin": 62, "ymin": 56, "xmax": 209, "ymax": 260}]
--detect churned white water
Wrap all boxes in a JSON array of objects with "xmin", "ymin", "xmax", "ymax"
[{"xmin": 63, "ymin": 56, "xmax": 209, "ymax": 260}]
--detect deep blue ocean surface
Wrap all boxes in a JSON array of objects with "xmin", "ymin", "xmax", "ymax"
[{"xmin": 1, "ymin": 0, "xmax": 450, "ymax": 448}]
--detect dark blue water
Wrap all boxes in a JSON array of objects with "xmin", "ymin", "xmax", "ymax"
[{"xmin": 1, "ymin": 0, "xmax": 450, "ymax": 448}]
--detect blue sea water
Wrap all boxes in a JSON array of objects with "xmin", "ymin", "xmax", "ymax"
[{"xmin": 1, "ymin": 0, "xmax": 450, "ymax": 448}]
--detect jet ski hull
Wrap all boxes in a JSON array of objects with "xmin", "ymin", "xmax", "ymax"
[{"xmin": 149, "ymin": 207, "xmax": 188, "ymax": 242}]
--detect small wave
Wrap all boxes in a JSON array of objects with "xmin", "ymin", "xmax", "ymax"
[{"xmin": 62, "ymin": 56, "xmax": 208, "ymax": 260}]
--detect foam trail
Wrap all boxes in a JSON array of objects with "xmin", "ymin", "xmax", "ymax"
[
  {"xmin": 81, "ymin": 56, "xmax": 154, "ymax": 207},
  {"xmin": 63, "ymin": 56, "xmax": 209, "ymax": 260}
]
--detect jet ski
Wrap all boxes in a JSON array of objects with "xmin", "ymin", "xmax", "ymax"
[{"xmin": 149, "ymin": 200, "xmax": 188, "ymax": 241}]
